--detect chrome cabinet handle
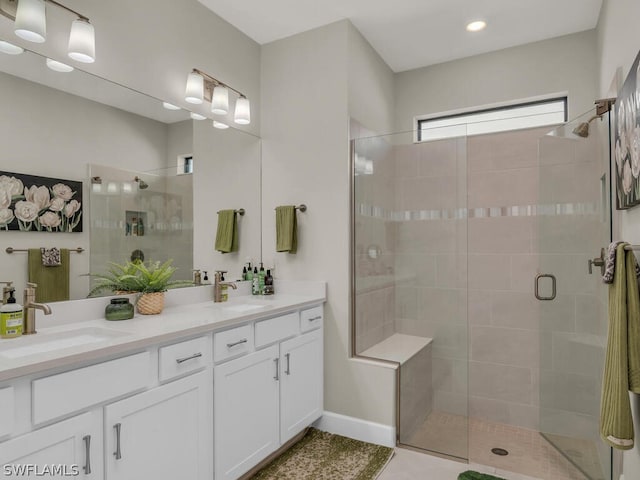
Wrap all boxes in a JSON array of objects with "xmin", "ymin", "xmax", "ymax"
[
  {"xmin": 534, "ymin": 273, "xmax": 556, "ymax": 301},
  {"xmin": 308, "ymin": 316, "xmax": 322, "ymax": 322},
  {"xmin": 274, "ymin": 358, "xmax": 279, "ymax": 381},
  {"xmin": 285, "ymin": 353, "xmax": 291, "ymax": 375},
  {"xmin": 82, "ymin": 435, "xmax": 91, "ymax": 474},
  {"xmin": 176, "ymin": 352, "xmax": 202, "ymax": 364},
  {"xmin": 113, "ymin": 423, "xmax": 122, "ymax": 460},
  {"xmin": 226, "ymin": 338, "xmax": 248, "ymax": 348}
]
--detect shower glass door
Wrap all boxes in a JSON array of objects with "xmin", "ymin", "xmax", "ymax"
[{"xmin": 537, "ymin": 109, "xmax": 612, "ymax": 480}]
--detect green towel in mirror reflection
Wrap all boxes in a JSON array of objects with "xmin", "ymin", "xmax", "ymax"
[
  {"xmin": 276, "ymin": 206, "xmax": 297, "ymax": 254},
  {"xmin": 28, "ymin": 248, "xmax": 70, "ymax": 302},
  {"xmin": 215, "ymin": 210, "xmax": 238, "ymax": 253}
]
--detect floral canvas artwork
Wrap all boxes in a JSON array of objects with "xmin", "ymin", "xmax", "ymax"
[
  {"xmin": 0, "ymin": 172, "xmax": 82, "ymax": 232},
  {"xmin": 615, "ymin": 49, "xmax": 640, "ymax": 209}
]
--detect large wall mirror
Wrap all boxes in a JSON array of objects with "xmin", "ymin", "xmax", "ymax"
[{"xmin": 0, "ymin": 43, "xmax": 262, "ymax": 301}]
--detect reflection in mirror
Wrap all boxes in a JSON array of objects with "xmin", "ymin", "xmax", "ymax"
[
  {"xmin": 89, "ymin": 163, "xmax": 194, "ymax": 295},
  {"xmin": 0, "ymin": 41, "xmax": 262, "ymax": 301}
]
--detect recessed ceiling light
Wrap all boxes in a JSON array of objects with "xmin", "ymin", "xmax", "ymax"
[
  {"xmin": 466, "ymin": 20, "xmax": 487, "ymax": 32},
  {"xmin": 162, "ymin": 102, "xmax": 180, "ymax": 111}
]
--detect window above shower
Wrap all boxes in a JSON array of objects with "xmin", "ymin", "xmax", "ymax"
[{"xmin": 416, "ymin": 96, "xmax": 567, "ymax": 142}]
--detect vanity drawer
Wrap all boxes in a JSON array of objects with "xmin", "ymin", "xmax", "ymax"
[
  {"xmin": 0, "ymin": 386, "xmax": 14, "ymax": 437},
  {"xmin": 255, "ymin": 312, "xmax": 299, "ymax": 348},
  {"xmin": 32, "ymin": 351, "xmax": 151, "ymax": 425},
  {"xmin": 301, "ymin": 305, "xmax": 323, "ymax": 332},
  {"xmin": 213, "ymin": 324, "xmax": 253, "ymax": 363},
  {"xmin": 159, "ymin": 335, "xmax": 212, "ymax": 382}
]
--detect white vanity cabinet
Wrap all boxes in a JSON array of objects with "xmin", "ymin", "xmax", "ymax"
[
  {"xmin": 104, "ymin": 370, "xmax": 212, "ymax": 480},
  {"xmin": 214, "ymin": 306, "xmax": 324, "ymax": 480},
  {"xmin": 0, "ymin": 410, "xmax": 103, "ymax": 479}
]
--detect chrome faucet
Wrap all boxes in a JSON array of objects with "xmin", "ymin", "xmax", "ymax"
[
  {"xmin": 23, "ymin": 282, "xmax": 52, "ymax": 335},
  {"xmin": 213, "ymin": 271, "xmax": 237, "ymax": 303}
]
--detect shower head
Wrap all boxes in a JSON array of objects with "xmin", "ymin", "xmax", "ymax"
[
  {"xmin": 572, "ymin": 114, "xmax": 601, "ymax": 138},
  {"xmin": 134, "ymin": 176, "xmax": 149, "ymax": 189}
]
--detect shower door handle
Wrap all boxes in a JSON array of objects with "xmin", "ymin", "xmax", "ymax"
[
  {"xmin": 588, "ymin": 248, "xmax": 606, "ymax": 275},
  {"xmin": 535, "ymin": 274, "xmax": 556, "ymax": 301}
]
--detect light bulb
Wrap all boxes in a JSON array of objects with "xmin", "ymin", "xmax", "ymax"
[
  {"xmin": 213, "ymin": 120, "xmax": 229, "ymax": 129},
  {"xmin": 0, "ymin": 41, "xmax": 24, "ymax": 55},
  {"xmin": 466, "ymin": 20, "xmax": 487, "ymax": 32},
  {"xmin": 211, "ymin": 85, "xmax": 229, "ymax": 115},
  {"xmin": 234, "ymin": 97, "xmax": 250, "ymax": 125},
  {"xmin": 46, "ymin": 58, "xmax": 74, "ymax": 72},
  {"xmin": 68, "ymin": 18, "xmax": 95, "ymax": 63},
  {"xmin": 162, "ymin": 102, "xmax": 180, "ymax": 110},
  {"xmin": 185, "ymin": 72, "xmax": 204, "ymax": 104},
  {"xmin": 14, "ymin": 0, "xmax": 46, "ymax": 43},
  {"xmin": 190, "ymin": 112, "xmax": 206, "ymax": 120}
]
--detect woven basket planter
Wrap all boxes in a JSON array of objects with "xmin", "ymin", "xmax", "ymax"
[{"xmin": 137, "ymin": 292, "xmax": 165, "ymax": 315}]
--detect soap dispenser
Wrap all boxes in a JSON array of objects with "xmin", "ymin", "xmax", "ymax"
[
  {"xmin": 251, "ymin": 266, "xmax": 259, "ymax": 295},
  {"xmin": 0, "ymin": 289, "xmax": 23, "ymax": 338}
]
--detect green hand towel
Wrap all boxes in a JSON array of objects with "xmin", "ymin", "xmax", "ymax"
[
  {"xmin": 276, "ymin": 206, "xmax": 297, "ymax": 254},
  {"xmin": 600, "ymin": 243, "xmax": 640, "ymax": 450},
  {"xmin": 28, "ymin": 248, "xmax": 70, "ymax": 303},
  {"xmin": 215, "ymin": 210, "xmax": 238, "ymax": 253}
]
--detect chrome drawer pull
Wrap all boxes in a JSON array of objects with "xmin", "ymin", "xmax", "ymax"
[
  {"xmin": 83, "ymin": 435, "xmax": 91, "ymax": 474},
  {"xmin": 308, "ymin": 316, "xmax": 322, "ymax": 322},
  {"xmin": 226, "ymin": 338, "xmax": 248, "ymax": 348},
  {"xmin": 175, "ymin": 352, "xmax": 203, "ymax": 364},
  {"xmin": 285, "ymin": 353, "xmax": 291, "ymax": 375},
  {"xmin": 274, "ymin": 358, "xmax": 279, "ymax": 381},
  {"xmin": 113, "ymin": 423, "xmax": 122, "ymax": 460}
]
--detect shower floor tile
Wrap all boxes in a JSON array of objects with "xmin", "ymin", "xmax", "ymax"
[{"xmin": 402, "ymin": 411, "xmax": 601, "ymax": 480}]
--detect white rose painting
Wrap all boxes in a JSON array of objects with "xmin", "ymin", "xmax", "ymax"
[
  {"xmin": 0, "ymin": 171, "xmax": 82, "ymax": 232},
  {"xmin": 615, "ymin": 50, "xmax": 640, "ymax": 209}
]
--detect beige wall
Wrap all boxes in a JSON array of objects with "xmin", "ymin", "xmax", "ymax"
[
  {"xmin": 261, "ymin": 20, "xmax": 397, "ymax": 426},
  {"xmin": 395, "ymin": 30, "xmax": 598, "ymax": 133},
  {"xmin": 597, "ymin": 0, "xmax": 640, "ymax": 477}
]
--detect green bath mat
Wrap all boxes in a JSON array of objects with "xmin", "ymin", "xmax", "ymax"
[
  {"xmin": 458, "ymin": 471, "xmax": 506, "ymax": 480},
  {"xmin": 250, "ymin": 428, "xmax": 394, "ymax": 480}
]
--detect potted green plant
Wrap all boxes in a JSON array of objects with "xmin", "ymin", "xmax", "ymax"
[{"xmin": 89, "ymin": 259, "xmax": 193, "ymax": 314}]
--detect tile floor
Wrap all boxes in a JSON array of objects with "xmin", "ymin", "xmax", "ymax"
[{"xmin": 383, "ymin": 411, "xmax": 602, "ymax": 480}]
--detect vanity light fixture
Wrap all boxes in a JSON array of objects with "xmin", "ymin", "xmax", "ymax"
[
  {"xmin": 0, "ymin": 40, "xmax": 24, "ymax": 54},
  {"xmin": 1, "ymin": 0, "xmax": 96, "ymax": 62},
  {"xmin": 185, "ymin": 68, "xmax": 251, "ymax": 125},
  {"xmin": 190, "ymin": 112, "xmax": 207, "ymax": 121},
  {"xmin": 213, "ymin": 120, "xmax": 229, "ymax": 130},
  {"xmin": 46, "ymin": 57, "xmax": 73, "ymax": 72},
  {"xmin": 466, "ymin": 20, "xmax": 487, "ymax": 32},
  {"xmin": 162, "ymin": 102, "xmax": 181, "ymax": 111}
]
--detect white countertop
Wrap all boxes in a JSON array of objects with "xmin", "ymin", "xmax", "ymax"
[{"xmin": 0, "ymin": 281, "xmax": 326, "ymax": 382}]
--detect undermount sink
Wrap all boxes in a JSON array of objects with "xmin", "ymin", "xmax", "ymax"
[{"xmin": 0, "ymin": 327, "xmax": 129, "ymax": 359}]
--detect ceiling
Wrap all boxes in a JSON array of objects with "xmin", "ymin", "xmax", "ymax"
[{"xmin": 198, "ymin": 0, "xmax": 603, "ymax": 72}]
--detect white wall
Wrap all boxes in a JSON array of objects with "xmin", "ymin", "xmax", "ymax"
[
  {"xmin": 0, "ymin": 71, "xmax": 169, "ymax": 299},
  {"xmin": 597, "ymin": 1, "xmax": 640, "ymax": 477},
  {"xmin": 261, "ymin": 20, "xmax": 397, "ymax": 427},
  {"xmin": 395, "ymin": 30, "xmax": 597, "ymax": 133},
  {"xmin": 192, "ymin": 123, "xmax": 261, "ymax": 279}
]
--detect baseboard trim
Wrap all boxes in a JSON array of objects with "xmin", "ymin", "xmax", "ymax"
[{"xmin": 313, "ymin": 411, "xmax": 396, "ymax": 448}]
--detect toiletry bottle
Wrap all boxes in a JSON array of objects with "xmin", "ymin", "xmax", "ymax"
[
  {"xmin": 137, "ymin": 216, "xmax": 144, "ymax": 236},
  {"xmin": 0, "ymin": 289, "xmax": 23, "ymax": 338},
  {"xmin": 258, "ymin": 263, "xmax": 266, "ymax": 295},
  {"xmin": 242, "ymin": 266, "xmax": 247, "ymax": 281},
  {"xmin": 131, "ymin": 217, "xmax": 138, "ymax": 236},
  {"xmin": 220, "ymin": 272, "xmax": 229, "ymax": 301},
  {"xmin": 246, "ymin": 263, "xmax": 253, "ymax": 282},
  {"xmin": 251, "ymin": 267, "xmax": 259, "ymax": 295},
  {"xmin": 264, "ymin": 270, "xmax": 274, "ymax": 295}
]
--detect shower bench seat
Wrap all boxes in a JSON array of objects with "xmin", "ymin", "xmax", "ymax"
[{"xmin": 360, "ymin": 333, "xmax": 432, "ymax": 365}]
